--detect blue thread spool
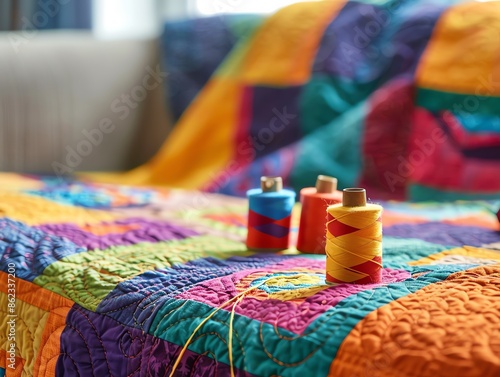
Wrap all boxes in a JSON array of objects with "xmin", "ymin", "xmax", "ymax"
[{"xmin": 246, "ymin": 176, "xmax": 296, "ymax": 251}]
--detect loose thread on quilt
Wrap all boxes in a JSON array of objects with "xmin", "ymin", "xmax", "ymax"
[
  {"xmin": 228, "ymin": 294, "xmax": 246, "ymax": 377},
  {"xmin": 246, "ymin": 176, "xmax": 296, "ymax": 251},
  {"xmin": 169, "ymin": 273, "xmax": 320, "ymax": 377},
  {"xmin": 168, "ymin": 284, "xmax": 260, "ymax": 377},
  {"xmin": 325, "ymin": 188, "xmax": 383, "ymax": 284}
]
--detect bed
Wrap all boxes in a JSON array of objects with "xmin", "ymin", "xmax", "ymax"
[
  {"xmin": 2, "ymin": 0, "xmax": 500, "ymax": 376},
  {"xmin": 1, "ymin": 174, "xmax": 499, "ymax": 376}
]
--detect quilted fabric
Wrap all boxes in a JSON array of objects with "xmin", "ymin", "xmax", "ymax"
[
  {"xmin": 1, "ymin": 173, "xmax": 500, "ymax": 376},
  {"xmin": 93, "ymin": 0, "xmax": 500, "ymax": 201}
]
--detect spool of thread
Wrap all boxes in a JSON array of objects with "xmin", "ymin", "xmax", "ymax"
[
  {"xmin": 246, "ymin": 176, "xmax": 296, "ymax": 251},
  {"xmin": 297, "ymin": 175, "xmax": 342, "ymax": 254},
  {"xmin": 325, "ymin": 188, "xmax": 383, "ymax": 284}
]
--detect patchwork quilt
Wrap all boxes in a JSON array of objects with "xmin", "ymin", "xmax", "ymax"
[
  {"xmin": 1, "ymin": 174, "xmax": 500, "ymax": 376},
  {"xmin": 101, "ymin": 0, "xmax": 500, "ymax": 201}
]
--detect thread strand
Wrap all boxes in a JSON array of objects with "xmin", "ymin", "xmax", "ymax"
[{"xmin": 169, "ymin": 274, "xmax": 316, "ymax": 376}]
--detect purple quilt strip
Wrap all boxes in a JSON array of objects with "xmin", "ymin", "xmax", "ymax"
[
  {"xmin": 57, "ymin": 304, "xmax": 257, "ymax": 377},
  {"xmin": 384, "ymin": 222, "xmax": 500, "ymax": 247},
  {"xmin": 37, "ymin": 217, "xmax": 199, "ymax": 251}
]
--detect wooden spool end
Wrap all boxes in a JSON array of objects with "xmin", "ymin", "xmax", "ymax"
[
  {"xmin": 316, "ymin": 175, "xmax": 337, "ymax": 194},
  {"xmin": 342, "ymin": 188, "xmax": 366, "ymax": 207},
  {"xmin": 261, "ymin": 176, "xmax": 283, "ymax": 192}
]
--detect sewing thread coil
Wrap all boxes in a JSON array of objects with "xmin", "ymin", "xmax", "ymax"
[
  {"xmin": 325, "ymin": 188, "xmax": 383, "ymax": 284},
  {"xmin": 246, "ymin": 176, "xmax": 295, "ymax": 251},
  {"xmin": 297, "ymin": 175, "xmax": 342, "ymax": 254}
]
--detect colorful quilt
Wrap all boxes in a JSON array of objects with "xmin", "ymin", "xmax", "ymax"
[
  {"xmin": 161, "ymin": 14, "xmax": 263, "ymax": 122},
  {"xmin": 1, "ymin": 174, "xmax": 500, "ymax": 376},
  {"xmin": 94, "ymin": 0, "xmax": 500, "ymax": 201}
]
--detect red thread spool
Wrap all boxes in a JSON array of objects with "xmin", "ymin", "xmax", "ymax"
[{"xmin": 297, "ymin": 175, "xmax": 342, "ymax": 254}]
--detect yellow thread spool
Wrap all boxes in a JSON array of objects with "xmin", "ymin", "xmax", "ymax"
[{"xmin": 325, "ymin": 188, "xmax": 383, "ymax": 284}]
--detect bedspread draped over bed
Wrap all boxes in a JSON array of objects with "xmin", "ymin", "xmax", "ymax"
[
  {"xmin": 2, "ymin": 1, "xmax": 500, "ymax": 376},
  {"xmin": 92, "ymin": 0, "xmax": 500, "ymax": 201},
  {"xmin": 0, "ymin": 174, "xmax": 499, "ymax": 376}
]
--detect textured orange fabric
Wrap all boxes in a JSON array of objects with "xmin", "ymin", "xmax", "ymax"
[
  {"xmin": 416, "ymin": 1, "xmax": 500, "ymax": 94},
  {"xmin": 443, "ymin": 215, "xmax": 500, "ymax": 231},
  {"xmin": 33, "ymin": 308, "xmax": 71, "ymax": 377},
  {"xmin": 329, "ymin": 265, "xmax": 500, "ymax": 377},
  {"xmin": 0, "ymin": 350, "xmax": 24, "ymax": 377},
  {"xmin": 0, "ymin": 272, "xmax": 73, "ymax": 377},
  {"xmin": 0, "ymin": 271, "xmax": 74, "ymax": 312},
  {"xmin": 381, "ymin": 211, "xmax": 427, "ymax": 227}
]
